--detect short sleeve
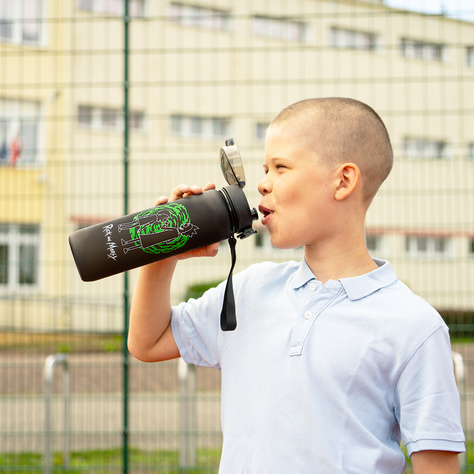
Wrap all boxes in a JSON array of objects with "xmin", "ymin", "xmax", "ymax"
[
  {"xmin": 395, "ymin": 326, "xmax": 465, "ymax": 456},
  {"xmin": 171, "ymin": 282, "xmax": 225, "ymax": 370}
]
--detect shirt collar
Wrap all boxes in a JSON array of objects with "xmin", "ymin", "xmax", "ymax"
[
  {"xmin": 292, "ymin": 258, "xmax": 398, "ymax": 300},
  {"xmin": 339, "ymin": 259, "xmax": 398, "ymax": 300},
  {"xmin": 292, "ymin": 258, "xmax": 318, "ymax": 289}
]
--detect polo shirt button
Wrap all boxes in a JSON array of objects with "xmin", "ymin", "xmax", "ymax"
[
  {"xmin": 309, "ymin": 283, "xmax": 317, "ymax": 291},
  {"xmin": 304, "ymin": 311, "xmax": 313, "ymax": 319}
]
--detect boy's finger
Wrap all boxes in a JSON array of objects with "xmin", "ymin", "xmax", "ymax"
[
  {"xmin": 169, "ymin": 184, "xmax": 192, "ymax": 201},
  {"xmin": 169, "ymin": 183, "xmax": 215, "ymax": 201},
  {"xmin": 154, "ymin": 196, "xmax": 169, "ymax": 206},
  {"xmin": 203, "ymin": 182, "xmax": 216, "ymax": 192}
]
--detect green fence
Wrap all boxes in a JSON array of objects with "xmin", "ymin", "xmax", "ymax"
[{"xmin": 1, "ymin": 0, "xmax": 473, "ymax": 472}]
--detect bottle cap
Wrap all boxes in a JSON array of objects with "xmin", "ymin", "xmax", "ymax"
[{"xmin": 220, "ymin": 138, "xmax": 246, "ymax": 188}]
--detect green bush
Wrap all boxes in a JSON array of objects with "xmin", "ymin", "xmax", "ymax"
[{"xmin": 184, "ymin": 280, "xmax": 223, "ymax": 302}]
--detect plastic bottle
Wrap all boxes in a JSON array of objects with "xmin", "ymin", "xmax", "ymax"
[{"xmin": 69, "ymin": 184, "xmax": 257, "ymax": 282}]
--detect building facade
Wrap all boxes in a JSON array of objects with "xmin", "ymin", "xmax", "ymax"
[{"xmin": 0, "ymin": 0, "xmax": 473, "ymax": 331}]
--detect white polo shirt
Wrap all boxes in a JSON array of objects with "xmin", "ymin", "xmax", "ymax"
[{"xmin": 171, "ymin": 259, "xmax": 465, "ymax": 473}]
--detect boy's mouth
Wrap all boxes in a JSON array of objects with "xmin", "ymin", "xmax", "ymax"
[{"xmin": 258, "ymin": 205, "xmax": 273, "ymax": 225}]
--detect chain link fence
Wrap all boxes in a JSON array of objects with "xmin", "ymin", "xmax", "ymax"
[{"xmin": 1, "ymin": 0, "xmax": 473, "ymax": 472}]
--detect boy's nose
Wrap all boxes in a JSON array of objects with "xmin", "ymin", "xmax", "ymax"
[{"xmin": 258, "ymin": 176, "xmax": 272, "ymax": 195}]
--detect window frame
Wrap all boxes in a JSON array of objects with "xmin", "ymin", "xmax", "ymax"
[
  {"xmin": 77, "ymin": 0, "xmax": 145, "ymax": 18},
  {"xmin": 468, "ymin": 143, "xmax": 474, "ymax": 162},
  {"xmin": 170, "ymin": 114, "xmax": 231, "ymax": 140},
  {"xmin": 0, "ymin": 98, "xmax": 43, "ymax": 167},
  {"xmin": 0, "ymin": 223, "xmax": 41, "ymax": 292},
  {"xmin": 403, "ymin": 136, "xmax": 451, "ymax": 160},
  {"xmin": 330, "ymin": 26, "xmax": 379, "ymax": 51},
  {"xmin": 365, "ymin": 233, "xmax": 386, "ymax": 256},
  {"xmin": 0, "ymin": 0, "xmax": 46, "ymax": 46},
  {"xmin": 405, "ymin": 235, "xmax": 454, "ymax": 260},
  {"xmin": 252, "ymin": 14, "xmax": 308, "ymax": 42},
  {"xmin": 77, "ymin": 105, "xmax": 145, "ymax": 133},
  {"xmin": 466, "ymin": 46, "xmax": 474, "ymax": 67},
  {"xmin": 168, "ymin": 2, "xmax": 232, "ymax": 31},
  {"xmin": 400, "ymin": 37, "xmax": 448, "ymax": 62}
]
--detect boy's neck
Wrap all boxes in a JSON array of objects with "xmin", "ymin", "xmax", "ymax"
[{"xmin": 304, "ymin": 238, "xmax": 378, "ymax": 284}]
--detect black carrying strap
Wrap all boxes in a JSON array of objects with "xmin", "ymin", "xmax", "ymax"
[{"xmin": 220, "ymin": 235, "xmax": 237, "ymax": 331}]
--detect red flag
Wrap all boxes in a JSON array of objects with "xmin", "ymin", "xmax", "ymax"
[{"xmin": 10, "ymin": 135, "xmax": 21, "ymax": 167}]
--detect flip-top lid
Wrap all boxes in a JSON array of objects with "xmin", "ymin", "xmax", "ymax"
[{"xmin": 220, "ymin": 138, "xmax": 246, "ymax": 188}]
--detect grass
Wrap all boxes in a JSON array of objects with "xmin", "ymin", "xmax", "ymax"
[
  {"xmin": 0, "ymin": 447, "xmax": 222, "ymax": 473},
  {"xmin": 0, "ymin": 328, "xmax": 472, "ymax": 355},
  {"xmin": 0, "ymin": 332, "xmax": 124, "ymax": 354},
  {"xmin": 3, "ymin": 445, "xmax": 474, "ymax": 473}
]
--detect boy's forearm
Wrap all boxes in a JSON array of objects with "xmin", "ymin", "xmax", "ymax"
[
  {"xmin": 128, "ymin": 258, "xmax": 180, "ymax": 362},
  {"xmin": 127, "ymin": 183, "xmax": 219, "ymax": 362},
  {"xmin": 411, "ymin": 450, "xmax": 460, "ymax": 474}
]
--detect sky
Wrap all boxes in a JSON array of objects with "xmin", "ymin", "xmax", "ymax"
[{"xmin": 384, "ymin": 0, "xmax": 474, "ymax": 22}]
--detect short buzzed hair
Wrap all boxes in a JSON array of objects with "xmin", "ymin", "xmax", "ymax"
[{"xmin": 272, "ymin": 97, "xmax": 393, "ymax": 206}]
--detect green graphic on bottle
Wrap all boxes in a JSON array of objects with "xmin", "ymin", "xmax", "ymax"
[{"xmin": 118, "ymin": 203, "xmax": 199, "ymax": 255}]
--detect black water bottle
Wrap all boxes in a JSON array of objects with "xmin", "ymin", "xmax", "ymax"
[
  {"xmin": 69, "ymin": 139, "xmax": 257, "ymax": 283},
  {"xmin": 69, "ymin": 184, "xmax": 257, "ymax": 282}
]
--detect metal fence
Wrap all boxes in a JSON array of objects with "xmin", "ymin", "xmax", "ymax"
[{"xmin": 1, "ymin": 0, "xmax": 473, "ymax": 472}]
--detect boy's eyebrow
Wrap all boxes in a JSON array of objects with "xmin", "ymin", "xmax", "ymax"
[
  {"xmin": 267, "ymin": 156, "xmax": 286, "ymax": 163},
  {"xmin": 262, "ymin": 156, "xmax": 286, "ymax": 169}
]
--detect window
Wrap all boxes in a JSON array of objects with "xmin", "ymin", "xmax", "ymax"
[
  {"xmin": 129, "ymin": 111, "xmax": 145, "ymax": 131},
  {"xmin": 77, "ymin": 105, "xmax": 145, "ymax": 132},
  {"xmin": 403, "ymin": 137, "xmax": 451, "ymax": 160},
  {"xmin": 101, "ymin": 107, "xmax": 119, "ymax": 130},
  {"xmin": 400, "ymin": 38, "xmax": 447, "ymax": 62},
  {"xmin": 405, "ymin": 235, "xmax": 453, "ymax": 259},
  {"xmin": 0, "ymin": 0, "xmax": 44, "ymax": 45},
  {"xmin": 468, "ymin": 143, "xmax": 474, "ymax": 162},
  {"xmin": 0, "ymin": 223, "xmax": 40, "ymax": 290},
  {"xmin": 467, "ymin": 47, "xmax": 474, "ymax": 68},
  {"xmin": 255, "ymin": 122, "xmax": 269, "ymax": 143},
  {"xmin": 330, "ymin": 27, "xmax": 378, "ymax": 51},
  {"xmin": 77, "ymin": 105, "xmax": 93, "ymax": 127},
  {"xmin": 365, "ymin": 234, "xmax": 385, "ymax": 255},
  {"xmin": 0, "ymin": 98, "xmax": 41, "ymax": 166},
  {"xmin": 254, "ymin": 230, "xmax": 272, "ymax": 251},
  {"xmin": 170, "ymin": 114, "xmax": 231, "ymax": 140},
  {"xmin": 169, "ymin": 3, "xmax": 232, "ymax": 31},
  {"xmin": 77, "ymin": 0, "xmax": 145, "ymax": 18},
  {"xmin": 252, "ymin": 15, "xmax": 307, "ymax": 42}
]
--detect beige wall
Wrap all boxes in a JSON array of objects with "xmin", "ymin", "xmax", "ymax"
[{"xmin": 1, "ymin": 0, "xmax": 472, "ymax": 330}]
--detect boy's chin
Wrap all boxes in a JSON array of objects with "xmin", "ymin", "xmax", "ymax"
[{"xmin": 270, "ymin": 238, "xmax": 302, "ymax": 250}]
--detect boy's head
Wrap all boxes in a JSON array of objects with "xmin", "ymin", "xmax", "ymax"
[{"xmin": 271, "ymin": 97, "xmax": 393, "ymax": 207}]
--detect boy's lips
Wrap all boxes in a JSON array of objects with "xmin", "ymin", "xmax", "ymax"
[{"xmin": 258, "ymin": 205, "xmax": 273, "ymax": 226}]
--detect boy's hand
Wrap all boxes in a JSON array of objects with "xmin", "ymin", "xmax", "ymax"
[
  {"xmin": 154, "ymin": 183, "xmax": 220, "ymax": 260},
  {"xmin": 154, "ymin": 183, "xmax": 216, "ymax": 205}
]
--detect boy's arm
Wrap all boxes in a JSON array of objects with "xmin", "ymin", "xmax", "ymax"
[
  {"xmin": 411, "ymin": 450, "xmax": 460, "ymax": 474},
  {"xmin": 128, "ymin": 258, "xmax": 180, "ymax": 362},
  {"xmin": 128, "ymin": 184, "xmax": 219, "ymax": 363}
]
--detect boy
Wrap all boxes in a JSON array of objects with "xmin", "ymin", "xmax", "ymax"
[{"xmin": 129, "ymin": 98, "xmax": 465, "ymax": 473}]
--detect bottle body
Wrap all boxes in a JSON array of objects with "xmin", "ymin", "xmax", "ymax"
[{"xmin": 69, "ymin": 185, "xmax": 255, "ymax": 282}]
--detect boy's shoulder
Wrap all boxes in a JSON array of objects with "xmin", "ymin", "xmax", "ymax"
[{"xmin": 368, "ymin": 276, "xmax": 447, "ymax": 334}]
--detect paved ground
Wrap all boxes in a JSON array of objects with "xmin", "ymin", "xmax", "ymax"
[
  {"xmin": 0, "ymin": 352, "xmax": 222, "ymax": 453},
  {"xmin": 1, "ymin": 343, "xmax": 473, "ymax": 454}
]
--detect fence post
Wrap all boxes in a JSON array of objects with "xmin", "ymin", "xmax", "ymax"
[
  {"xmin": 44, "ymin": 353, "xmax": 70, "ymax": 474},
  {"xmin": 122, "ymin": 1, "xmax": 131, "ymax": 473},
  {"xmin": 452, "ymin": 351, "xmax": 466, "ymax": 470},
  {"xmin": 178, "ymin": 359, "xmax": 197, "ymax": 469}
]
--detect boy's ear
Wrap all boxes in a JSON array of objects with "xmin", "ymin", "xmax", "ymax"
[{"xmin": 334, "ymin": 163, "xmax": 360, "ymax": 201}]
